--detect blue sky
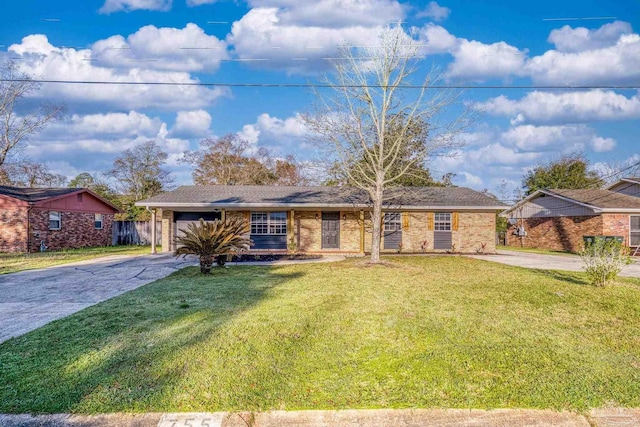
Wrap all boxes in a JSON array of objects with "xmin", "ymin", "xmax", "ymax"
[{"xmin": 1, "ymin": 0, "xmax": 639, "ymax": 197}]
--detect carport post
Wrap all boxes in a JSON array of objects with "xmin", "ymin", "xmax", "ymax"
[{"xmin": 150, "ymin": 208, "xmax": 157, "ymax": 254}]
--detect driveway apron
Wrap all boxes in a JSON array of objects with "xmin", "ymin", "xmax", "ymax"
[
  {"xmin": 0, "ymin": 254, "xmax": 196, "ymax": 343},
  {"xmin": 469, "ymin": 249, "xmax": 640, "ymax": 278}
]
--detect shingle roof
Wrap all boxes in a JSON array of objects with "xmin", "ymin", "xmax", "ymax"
[
  {"xmin": 0, "ymin": 186, "xmax": 81, "ymax": 203},
  {"xmin": 137, "ymin": 185, "xmax": 507, "ymax": 209},
  {"xmin": 546, "ymin": 189, "xmax": 640, "ymax": 210}
]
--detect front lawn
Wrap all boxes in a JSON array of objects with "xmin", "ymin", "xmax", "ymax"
[
  {"xmin": 1, "ymin": 256, "xmax": 639, "ymax": 413},
  {"xmin": 0, "ymin": 245, "xmax": 154, "ymax": 275},
  {"xmin": 497, "ymin": 245, "xmax": 576, "ymax": 256}
]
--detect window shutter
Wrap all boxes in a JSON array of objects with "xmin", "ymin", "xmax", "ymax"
[
  {"xmin": 402, "ymin": 212, "xmax": 410, "ymax": 231},
  {"xmin": 452, "ymin": 212, "xmax": 459, "ymax": 231},
  {"xmin": 243, "ymin": 211, "xmax": 250, "ymax": 222},
  {"xmin": 427, "ymin": 212, "xmax": 434, "ymax": 231}
]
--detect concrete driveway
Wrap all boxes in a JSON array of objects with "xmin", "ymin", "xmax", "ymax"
[
  {"xmin": 0, "ymin": 254, "xmax": 196, "ymax": 343},
  {"xmin": 469, "ymin": 249, "xmax": 640, "ymax": 278}
]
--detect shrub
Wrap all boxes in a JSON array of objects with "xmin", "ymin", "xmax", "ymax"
[
  {"xmin": 174, "ymin": 218, "xmax": 252, "ymax": 274},
  {"xmin": 580, "ymin": 237, "xmax": 632, "ymax": 286}
]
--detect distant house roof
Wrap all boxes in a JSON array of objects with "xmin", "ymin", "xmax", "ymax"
[
  {"xmin": 0, "ymin": 186, "xmax": 81, "ymax": 203},
  {"xmin": 605, "ymin": 177, "xmax": 640, "ymax": 189},
  {"xmin": 136, "ymin": 185, "xmax": 507, "ymax": 210},
  {"xmin": 503, "ymin": 188, "xmax": 640, "ymax": 218},
  {"xmin": 0, "ymin": 185, "xmax": 121, "ymax": 212}
]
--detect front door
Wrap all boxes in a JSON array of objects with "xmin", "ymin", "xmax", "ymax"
[{"xmin": 322, "ymin": 212, "xmax": 340, "ymax": 249}]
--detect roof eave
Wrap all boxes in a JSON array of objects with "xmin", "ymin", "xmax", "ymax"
[{"xmin": 135, "ymin": 201, "xmax": 507, "ymax": 211}]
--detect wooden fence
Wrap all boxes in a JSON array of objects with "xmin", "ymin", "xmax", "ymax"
[{"xmin": 112, "ymin": 221, "xmax": 162, "ymax": 246}]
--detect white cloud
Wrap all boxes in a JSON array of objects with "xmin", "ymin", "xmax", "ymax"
[
  {"xmin": 501, "ymin": 124, "xmax": 616, "ymax": 153},
  {"xmin": 170, "ymin": 110, "xmax": 212, "ymax": 138},
  {"xmin": 24, "ymin": 111, "xmax": 192, "ymax": 181},
  {"xmin": 416, "ymin": 24, "xmax": 458, "ymax": 55},
  {"xmin": 245, "ymin": 0, "xmax": 405, "ymax": 28},
  {"xmin": 228, "ymin": 7, "xmax": 382, "ymax": 73},
  {"xmin": 446, "ymin": 39, "xmax": 527, "ymax": 80},
  {"xmin": 237, "ymin": 113, "xmax": 310, "ymax": 153},
  {"xmin": 525, "ymin": 26, "xmax": 640, "ymax": 85},
  {"xmin": 476, "ymin": 90, "xmax": 640, "ymax": 125},
  {"xmin": 99, "ymin": 0, "xmax": 172, "ymax": 14},
  {"xmin": 92, "ymin": 24, "xmax": 228, "ymax": 72},
  {"xmin": 548, "ymin": 21, "xmax": 632, "ymax": 53},
  {"xmin": 186, "ymin": 0, "xmax": 216, "ymax": 5},
  {"xmin": 9, "ymin": 34, "xmax": 228, "ymax": 110},
  {"xmin": 416, "ymin": 1, "xmax": 451, "ymax": 22}
]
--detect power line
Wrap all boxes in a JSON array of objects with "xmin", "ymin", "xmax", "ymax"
[{"xmin": 1, "ymin": 78, "xmax": 639, "ymax": 89}]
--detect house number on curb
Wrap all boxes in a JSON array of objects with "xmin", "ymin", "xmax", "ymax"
[{"xmin": 157, "ymin": 413, "xmax": 224, "ymax": 427}]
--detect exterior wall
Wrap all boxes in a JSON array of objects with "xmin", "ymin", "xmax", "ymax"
[
  {"xmin": 602, "ymin": 214, "xmax": 630, "ymax": 245},
  {"xmin": 609, "ymin": 182, "xmax": 640, "ymax": 198},
  {"xmin": 28, "ymin": 208, "xmax": 114, "ymax": 252},
  {"xmin": 506, "ymin": 215, "xmax": 603, "ymax": 252},
  {"xmin": 0, "ymin": 206, "xmax": 28, "ymax": 252},
  {"xmin": 508, "ymin": 195, "xmax": 595, "ymax": 218},
  {"xmin": 161, "ymin": 209, "xmax": 174, "ymax": 252},
  {"xmin": 454, "ymin": 212, "xmax": 497, "ymax": 253},
  {"xmin": 159, "ymin": 208, "xmax": 499, "ymax": 255}
]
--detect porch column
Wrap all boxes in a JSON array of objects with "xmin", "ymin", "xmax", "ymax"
[
  {"xmin": 360, "ymin": 210, "xmax": 365, "ymax": 254},
  {"xmin": 221, "ymin": 209, "xmax": 226, "ymax": 222},
  {"xmin": 150, "ymin": 208, "xmax": 157, "ymax": 254}
]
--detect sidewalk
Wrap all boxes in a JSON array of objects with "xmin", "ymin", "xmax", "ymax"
[{"xmin": 1, "ymin": 408, "xmax": 639, "ymax": 427}]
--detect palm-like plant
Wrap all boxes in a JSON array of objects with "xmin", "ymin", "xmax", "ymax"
[{"xmin": 174, "ymin": 218, "xmax": 252, "ymax": 273}]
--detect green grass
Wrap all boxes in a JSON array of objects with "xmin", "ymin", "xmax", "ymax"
[
  {"xmin": 0, "ymin": 245, "xmax": 154, "ymax": 275},
  {"xmin": 497, "ymin": 245, "xmax": 577, "ymax": 256},
  {"xmin": 1, "ymin": 256, "xmax": 640, "ymax": 414}
]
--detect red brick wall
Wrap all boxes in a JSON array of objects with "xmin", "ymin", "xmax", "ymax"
[
  {"xmin": 602, "ymin": 214, "xmax": 630, "ymax": 245},
  {"xmin": 29, "ymin": 209, "xmax": 114, "ymax": 252},
  {"xmin": 506, "ymin": 215, "xmax": 603, "ymax": 252},
  {"xmin": 0, "ymin": 207, "xmax": 28, "ymax": 253}
]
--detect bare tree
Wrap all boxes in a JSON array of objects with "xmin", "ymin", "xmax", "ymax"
[
  {"xmin": 1, "ymin": 161, "xmax": 67, "ymax": 187},
  {"xmin": 303, "ymin": 25, "xmax": 468, "ymax": 263},
  {"xmin": 109, "ymin": 140, "xmax": 173, "ymax": 200},
  {"xmin": 0, "ymin": 60, "xmax": 65, "ymax": 167},
  {"xmin": 182, "ymin": 134, "xmax": 309, "ymax": 185}
]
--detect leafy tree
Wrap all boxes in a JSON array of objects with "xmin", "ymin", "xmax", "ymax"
[
  {"xmin": 522, "ymin": 153, "xmax": 601, "ymax": 196},
  {"xmin": 0, "ymin": 60, "xmax": 65, "ymax": 167},
  {"xmin": 303, "ymin": 25, "xmax": 468, "ymax": 262},
  {"xmin": 182, "ymin": 134, "xmax": 308, "ymax": 186},
  {"xmin": 174, "ymin": 218, "xmax": 252, "ymax": 274}
]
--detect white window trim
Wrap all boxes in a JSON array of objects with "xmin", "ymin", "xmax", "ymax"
[
  {"xmin": 95, "ymin": 213, "xmax": 104, "ymax": 230},
  {"xmin": 434, "ymin": 212, "xmax": 452, "ymax": 231},
  {"xmin": 383, "ymin": 212, "xmax": 402, "ymax": 232},
  {"xmin": 49, "ymin": 211, "xmax": 61, "ymax": 230},
  {"xmin": 251, "ymin": 211, "xmax": 287, "ymax": 235},
  {"xmin": 630, "ymin": 215, "xmax": 640, "ymax": 247}
]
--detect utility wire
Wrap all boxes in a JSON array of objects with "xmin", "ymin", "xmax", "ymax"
[{"xmin": 1, "ymin": 78, "xmax": 639, "ymax": 89}]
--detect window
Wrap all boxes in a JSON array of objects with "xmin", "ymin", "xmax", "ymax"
[
  {"xmin": 77, "ymin": 193, "xmax": 83, "ymax": 202},
  {"xmin": 95, "ymin": 213, "xmax": 104, "ymax": 229},
  {"xmin": 384, "ymin": 212, "xmax": 401, "ymax": 231},
  {"xmin": 49, "ymin": 211, "xmax": 61, "ymax": 230},
  {"xmin": 434, "ymin": 212, "xmax": 452, "ymax": 231},
  {"xmin": 251, "ymin": 212, "xmax": 287, "ymax": 235},
  {"xmin": 631, "ymin": 216, "xmax": 640, "ymax": 246}
]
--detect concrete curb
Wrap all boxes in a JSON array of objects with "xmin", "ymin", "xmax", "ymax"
[{"xmin": 0, "ymin": 408, "xmax": 611, "ymax": 427}]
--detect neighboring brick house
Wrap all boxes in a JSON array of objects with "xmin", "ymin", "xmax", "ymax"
[
  {"xmin": 503, "ymin": 178, "xmax": 640, "ymax": 253},
  {"xmin": 0, "ymin": 186, "xmax": 120, "ymax": 253},
  {"xmin": 136, "ymin": 185, "xmax": 507, "ymax": 255}
]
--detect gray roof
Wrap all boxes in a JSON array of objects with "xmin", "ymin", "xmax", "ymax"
[
  {"xmin": 547, "ymin": 189, "xmax": 640, "ymax": 210},
  {"xmin": 137, "ymin": 185, "xmax": 507, "ymax": 210},
  {"xmin": 0, "ymin": 186, "xmax": 81, "ymax": 203}
]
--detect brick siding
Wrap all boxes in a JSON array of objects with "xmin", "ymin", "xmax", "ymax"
[
  {"xmin": 506, "ymin": 215, "xmax": 603, "ymax": 252},
  {"xmin": 28, "ymin": 209, "xmax": 114, "ymax": 252},
  {"xmin": 0, "ymin": 207, "xmax": 28, "ymax": 252}
]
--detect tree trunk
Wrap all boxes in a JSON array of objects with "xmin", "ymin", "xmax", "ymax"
[
  {"xmin": 200, "ymin": 255, "xmax": 214, "ymax": 274},
  {"xmin": 370, "ymin": 186, "xmax": 384, "ymax": 263}
]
